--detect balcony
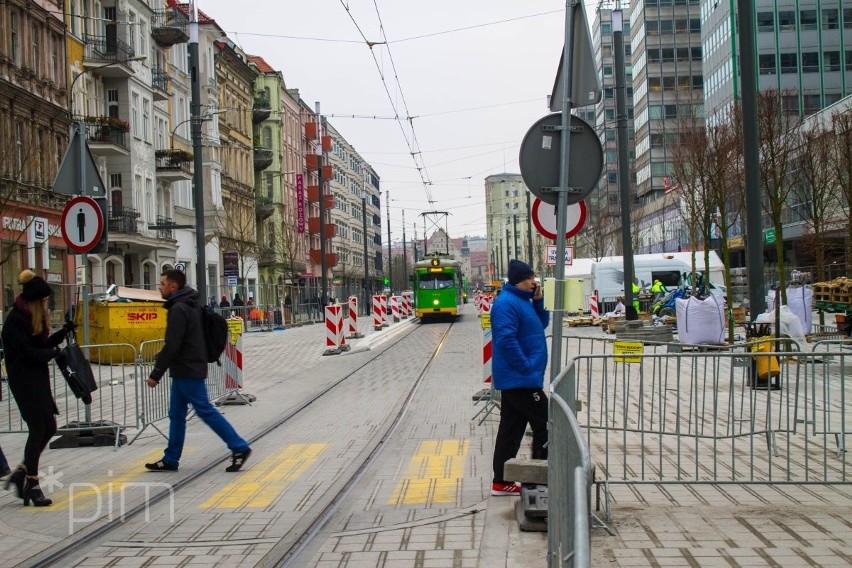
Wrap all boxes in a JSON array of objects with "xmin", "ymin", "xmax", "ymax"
[
  {"xmin": 253, "ymin": 93, "xmax": 271, "ymax": 123},
  {"xmin": 152, "ymin": 216, "xmax": 178, "ymax": 241},
  {"xmin": 83, "ymin": 116, "xmax": 130, "ymax": 156},
  {"xmin": 155, "ymin": 149, "xmax": 193, "ymax": 182},
  {"xmin": 152, "ymin": 66, "xmax": 170, "ymax": 101},
  {"xmin": 82, "ymin": 34, "xmax": 137, "ymax": 76},
  {"xmin": 258, "ymin": 246, "xmax": 277, "ymax": 267},
  {"xmin": 109, "ymin": 207, "xmax": 141, "ymax": 235},
  {"xmin": 253, "ymin": 147, "xmax": 273, "ymax": 171},
  {"xmin": 256, "ymin": 196, "xmax": 275, "ymax": 220},
  {"xmin": 151, "ymin": 8, "xmax": 189, "ymax": 48}
]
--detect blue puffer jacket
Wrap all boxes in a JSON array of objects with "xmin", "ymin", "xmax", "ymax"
[{"xmin": 491, "ymin": 283, "xmax": 550, "ymax": 390}]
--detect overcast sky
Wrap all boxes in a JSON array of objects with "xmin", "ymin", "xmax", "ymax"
[{"xmin": 200, "ymin": 0, "xmax": 591, "ymax": 241}]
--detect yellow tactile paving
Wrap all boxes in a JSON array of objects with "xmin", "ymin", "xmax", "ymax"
[
  {"xmin": 199, "ymin": 443, "xmax": 328, "ymax": 509},
  {"xmin": 388, "ymin": 439, "xmax": 469, "ymax": 505}
]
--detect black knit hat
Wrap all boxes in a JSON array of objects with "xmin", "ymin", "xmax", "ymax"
[
  {"xmin": 19, "ymin": 270, "xmax": 52, "ymax": 301},
  {"xmin": 507, "ymin": 259, "xmax": 535, "ymax": 285}
]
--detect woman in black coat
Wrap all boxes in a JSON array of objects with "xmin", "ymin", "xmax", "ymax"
[{"xmin": 1, "ymin": 270, "xmax": 72, "ymax": 506}]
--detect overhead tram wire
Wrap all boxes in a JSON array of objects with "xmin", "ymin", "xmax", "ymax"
[{"xmin": 337, "ymin": 0, "xmax": 434, "ymax": 207}]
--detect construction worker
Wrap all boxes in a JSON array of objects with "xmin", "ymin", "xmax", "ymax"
[
  {"xmin": 651, "ymin": 279, "xmax": 667, "ymax": 302},
  {"xmin": 631, "ymin": 281, "xmax": 640, "ymax": 314}
]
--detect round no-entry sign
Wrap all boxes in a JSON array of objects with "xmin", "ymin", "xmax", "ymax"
[
  {"xmin": 531, "ymin": 198, "xmax": 587, "ymax": 241},
  {"xmin": 61, "ymin": 196, "xmax": 104, "ymax": 253}
]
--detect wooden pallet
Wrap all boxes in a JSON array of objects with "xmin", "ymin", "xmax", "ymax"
[{"xmin": 567, "ymin": 317, "xmax": 594, "ymax": 327}]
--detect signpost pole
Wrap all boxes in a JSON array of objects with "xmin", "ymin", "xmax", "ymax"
[{"xmin": 550, "ymin": 0, "xmax": 577, "ymax": 388}]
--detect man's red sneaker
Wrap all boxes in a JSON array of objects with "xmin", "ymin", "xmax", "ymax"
[{"xmin": 491, "ymin": 482, "xmax": 521, "ymax": 496}]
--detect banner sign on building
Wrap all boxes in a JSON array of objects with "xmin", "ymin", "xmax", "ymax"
[
  {"xmin": 296, "ymin": 174, "xmax": 305, "ymax": 234},
  {"xmin": 223, "ymin": 251, "xmax": 239, "ymax": 277}
]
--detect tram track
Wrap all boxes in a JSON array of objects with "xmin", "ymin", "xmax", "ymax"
[{"xmin": 24, "ymin": 318, "xmax": 454, "ymax": 568}]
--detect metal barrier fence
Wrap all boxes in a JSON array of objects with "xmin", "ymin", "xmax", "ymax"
[
  {"xmin": 1, "ymin": 341, "xmax": 247, "ymax": 448},
  {"xmin": 559, "ymin": 339, "xmax": 852, "ymax": 523},
  {"xmin": 1, "ymin": 344, "xmax": 139, "ymax": 450},
  {"xmin": 549, "ymin": 361, "xmax": 592, "ymax": 568}
]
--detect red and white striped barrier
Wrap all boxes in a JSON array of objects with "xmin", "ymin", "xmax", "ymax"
[
  {"xmin": 590, "ymin": 290, "xmax": 599, "ymax": 319},
  {"xmin": 223, "ymin": 337, "xmax": 243, "ymax": 390},
  {"xmin": 390, "ymin": 295, "xmax": 401, "ymax": 322},
  {"xmin": 481, "ymin": 296, "xmax": 492, "ymax": 315},
  {"xmin": 401, "ymin": 292, "xmax": 411, "ymax": 319},
  {"xmin": 482, "ymin": 327, "xmax": 492, "ymax": 383},
  {"xmin": 372, "ymin": 295, "xmax": 384, "ymax": 331},
  {"xmin": 381, "ymin": 294, "xmax": 389, "ymax": 327},
  {"xmin": 347, "ymin": 295, "xmax": 363, "ymax": 338},
  {"xmin": 323, "ymin": 304, "xmax": 344, "ymax": 355}
]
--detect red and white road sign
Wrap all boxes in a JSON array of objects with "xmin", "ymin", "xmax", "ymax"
[
  {"xmin": 531, "ymin": 198, "xmax": 587, "ymax": 240},
  {"xmin": 61, "ymin": 195, "xmax": 104, "ymax": 253}
]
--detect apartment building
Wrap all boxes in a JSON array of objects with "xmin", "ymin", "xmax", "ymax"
[
  {"xmin": 0, "ymin": 0, "xmax": 72, "ymax": 318},
  {"xmin": 325, "ymin": 122, "xmax": 383, "ymax": 301},
  {"xmin": 484, "ymin": 174, "xmax": 548, "ymax": 277}
]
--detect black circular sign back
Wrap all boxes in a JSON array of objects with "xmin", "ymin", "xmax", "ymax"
[{"xmin": 518, "ymin": 113, "xmax": 603, "ymax": 206}]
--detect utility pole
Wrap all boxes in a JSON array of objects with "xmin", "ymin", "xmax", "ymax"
[
  {"xmin": 361, "ymin": 181, "xmax": 370, "ymax": 314},
  {"xmin": 513, "ymin": 213, "xmax": 519, "ymax": 262},
  {"xmin": 317, "ymin": 104, "xmax": 328, "ymax": 309},
  {"xmin": 402, "ymin": 209, "xmax": 408, "ymax": 290},
  {"xmin": 386, "ymin": 190, "xmax": 392, "ymax": 294},
  {"xmin": 189, "ymin": 0, "xmax": 206, "ymax": 301},
  {"xmin": 526, "ymin": 191, "xmax": 534, "ymax": 267}
]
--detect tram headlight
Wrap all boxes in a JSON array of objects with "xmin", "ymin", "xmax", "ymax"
[{"xmin": 433, "ymin": 299, "xmax": 440, "ymax": 306}]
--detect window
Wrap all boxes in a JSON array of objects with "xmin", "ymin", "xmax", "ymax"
[
  {"xmin": 824, "ymin": 51, "xmax": 841, "ymax": 72},
  {"xmin": 51, "ymin": 38, "xmax": 58, "ymax": 82},
  {"xmin": 822, "ymin": 9, "xmax": 839, "ymax": 30},
  {"xmin": 690, "ymin": 19, "xmax": 700, "ymax": 33},
  {"xmin": 778, "ymin": 11, "xmax": 796, "ymax": 31},
  {"xmin": 801, "ymin": 52, "xmax": 819, "ymax": 73},
  {"xmin": 605, "ymin": 108, "xmax": 615, "ymax": 121},
  {"xmin": 759, "ymin": 54, "xmax": 777, "ymax": 74},
  {"xmin": 756, "ymin": 12, "xmax": 774, "ymax": 32},
  {"xmin": 662, "ymin": 48, "xmax": 675, "ymax": 62},
  {"xmin": 603, "ymin": 65, "xmax": 613, "ymax": 78},
  {"xmin": 649, "ymin": 77, "xmax": 661, "ymax": 92},
  {"xmin": 601, "ymin": 23, "xmax": 611, "ymax": 36},
  {"xmin": 607, "ymin": 172, "xmax": 617, "ymax": 183},
  {"xmin": 142, "ymin": 99, "xmax": 150, "ymax": 141},
  {"xmin": 845, "ymin": 9, "xmax": 852, "ymax": 29},
  {"xmin": 10, "ymin": 12, "xmax": 19, "ymax": 65},
  {"xmin": 660, "ymin": 20, "xmax": 673, "ymax": 34},
  {"xmin": 31, "ymin": 25, "xmax": 39, "ymax": 73},
  {"xmin": 131, "ymin": 93, "xmax": 140, "ymax": 138},
  {"xmin": 847, "ymin": 51, "xmax": 852, "ymax": 71},
  {"xmin": 779, "ymin": 53, "xmax": 798, "ymax": 73},
  {"xmin": 799, "ymin": 10, "xmax": 817, "ymax": 30}
]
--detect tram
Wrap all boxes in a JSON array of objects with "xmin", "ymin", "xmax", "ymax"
[{"xmin": 412, "ymin": 255, "xmax": 464, "ymax": 319}]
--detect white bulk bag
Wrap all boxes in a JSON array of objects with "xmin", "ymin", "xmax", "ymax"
[{"xmin": 676, "ymin": 295, "xmax": 726, "ymax": 345}]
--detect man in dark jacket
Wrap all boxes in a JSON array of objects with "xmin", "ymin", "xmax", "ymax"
[
  {"xmin": 489, "ymin": 259, "xmax": 550, "ymax": 496},
  {"xmin": 145, "ymin": 269, "xmax": 251, "ymax": 472}
]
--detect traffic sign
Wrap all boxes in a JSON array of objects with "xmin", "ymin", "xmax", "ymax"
[
  {"xmin": 531, "ymin": 198, "xmax": 587, "ymax": 240},
  {"xmin": 549, "ymin": 0, "xmax": 601, "ymax": 110},
  {"xmin": 52, "ymin": 125, "xmax": 107, "ymax": 197},
  {"xmin": 519, "ymin": 113, "xmax": 603, "ymax": 206},
  {"xmin": 61, "ymin": 196, "xmax": 104, "ymax": 253}
]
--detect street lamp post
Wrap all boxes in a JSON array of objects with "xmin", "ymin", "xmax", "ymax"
[{"xmin": 361, "ymin": 186, "xmax": 370, "ymax": 315}]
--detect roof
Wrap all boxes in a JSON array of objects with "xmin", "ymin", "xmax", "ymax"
[
  {"xmin": 175, "ymin": 3, "xmax": 218, "ymax": 25},
  {"xmin": 247, "ymin": 56, "xmax": 276, "ymax": 74}
]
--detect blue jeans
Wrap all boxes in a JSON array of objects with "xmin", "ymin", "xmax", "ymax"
[{"xmin": 164, "ymin": 378, "xmax": 250, "ymax": 467}]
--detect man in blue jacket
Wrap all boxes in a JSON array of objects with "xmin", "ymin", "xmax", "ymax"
[{"xmin": 490, "ymin": 259, "xmax": 550, "ymax": 496}]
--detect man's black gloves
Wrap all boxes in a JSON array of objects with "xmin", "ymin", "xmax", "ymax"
[{"xmin": 62, "ymin": 320, "xmax": 78, "ymax": 334}]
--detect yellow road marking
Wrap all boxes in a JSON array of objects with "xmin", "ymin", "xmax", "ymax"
[
  {"xmin": 36, "ymin": 449, "xmax": 167, "ymax": 512},
  {"xmin": 388, "ymin": 439, "xmax": 469, "ymax": 505},
  {"xmin": 199, "ymin": 443, "xmax": 328, "ymax": 509}
]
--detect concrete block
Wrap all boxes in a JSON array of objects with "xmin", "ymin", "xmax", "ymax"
[{"xmin": 503, "ymin": 458, "xmax": 548, "ymax": 485}]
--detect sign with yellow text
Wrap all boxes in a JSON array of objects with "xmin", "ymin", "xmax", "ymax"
[
  {"xmin": 481, "ymin": 314, "xmax": 491, "ymax": 329},
  {"xmin": 226, "ymin": 316, "xmax": 244, "ymax": 344},
  {"xmin": 613, "ymin": 340, "xmax": 643, "ymax": 363}
]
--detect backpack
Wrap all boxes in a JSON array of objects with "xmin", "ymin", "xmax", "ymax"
[{"xmin": 200, "ymin": 306, "xmax": 229, "ymax": 364}]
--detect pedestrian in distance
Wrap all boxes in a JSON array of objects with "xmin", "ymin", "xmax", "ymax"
[
  {"xmin": 489, "ymin": 259, "xmax": 550, "ymax": 496},
  {"xmin": 145, "ymin": 269, "xmax": 251, "ymax": 473},
  {"xmin": 232, "ymin": 293, "xmax": 245, "ymax": 320},
  {"xmin": 1, "ymin": 269, "xmax": 77, "ymax": 506}
]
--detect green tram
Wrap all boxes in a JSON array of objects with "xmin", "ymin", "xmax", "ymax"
[{"xmin": 412, "ymin": 255, "xmax": 464, "ymax": 319}]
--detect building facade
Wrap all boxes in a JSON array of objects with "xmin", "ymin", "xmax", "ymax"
[{"xmin": 484, "ymin": 174, "xmax": 547, "ymax": 277}]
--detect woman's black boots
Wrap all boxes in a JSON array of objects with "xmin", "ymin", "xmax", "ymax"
[{"xmin": 23, "ymin": 476, "xmax": 52, "ymax": 507}]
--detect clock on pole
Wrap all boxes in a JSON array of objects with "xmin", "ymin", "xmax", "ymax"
[{"xmin": 61, "ymin": 196, "xmax": 104, "ymax": 253}]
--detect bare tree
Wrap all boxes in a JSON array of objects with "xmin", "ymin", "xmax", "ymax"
[
  {"xmin": 757, "ymin": 90, "xmax": 802, "ymax": 304},
  {"xmin": 792, "ymin": 122, "xmax": 841, "ymax": 281},
  {"xmin": 830, "ymin": 110, "xmax": 852, "ymax": 274},
  {"xmin": 218, "ymin": 192, "xmax": 259, "ymax": 295}
]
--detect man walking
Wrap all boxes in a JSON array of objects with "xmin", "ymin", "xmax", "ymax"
[
  {"xmin": 145, "ymin": 269, "xmax": 251, "ymax": 472},
  {"xmin": 490, "ymin": 259, "xmax": 550, "ymax": 496}
]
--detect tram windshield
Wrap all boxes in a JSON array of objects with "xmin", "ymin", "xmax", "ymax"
[{"xmin": 418, "ymin": 273, "xmax": 454, "ymax": 290}]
